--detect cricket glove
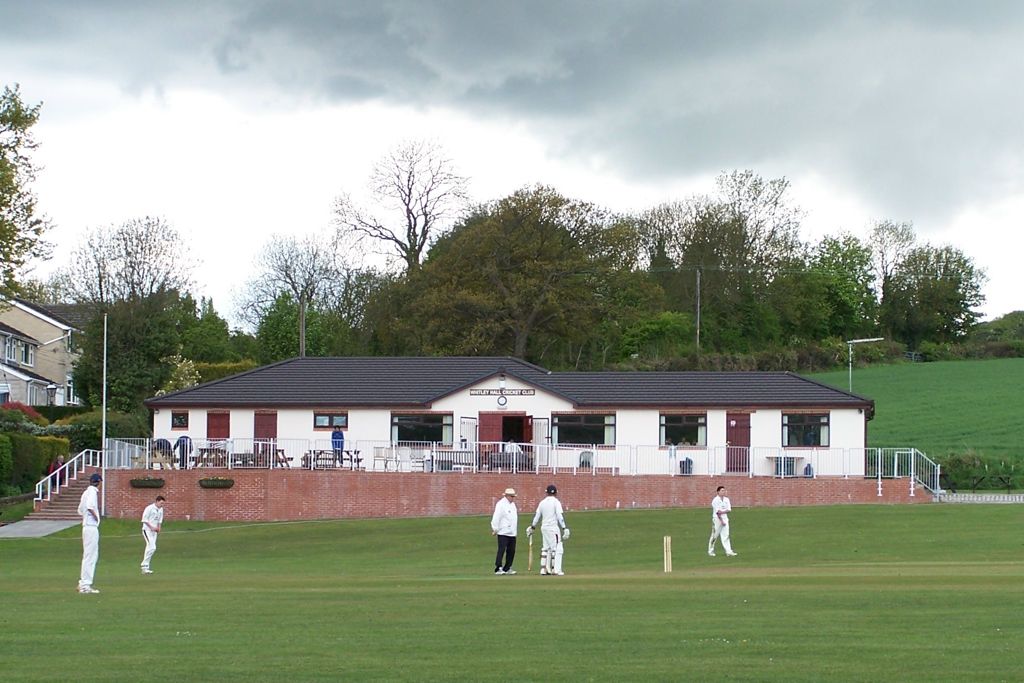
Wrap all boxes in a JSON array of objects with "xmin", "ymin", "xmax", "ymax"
[
  {"xmin": 526, "ymin": 526, "xmax": 533, "ymax": 537},
  {"xmin": 562, "ymin": 528, "xmax": 570, "ymax": 540}
]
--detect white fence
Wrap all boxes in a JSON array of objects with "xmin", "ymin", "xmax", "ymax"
[
  {"xmin": 101, "ymin": 438, "xmax": 939, "ymax": 489},
  {"xmin": 34, "ymin": 449, "xmax": 103, "ymax": 502}
]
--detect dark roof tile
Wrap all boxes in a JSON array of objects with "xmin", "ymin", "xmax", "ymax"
[{"xmin": 146, "ymin": 357, "xmax": 871, "ymax": 411}]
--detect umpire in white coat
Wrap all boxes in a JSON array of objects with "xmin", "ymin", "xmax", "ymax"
[{"xmin": 490, "ymin": 487, "xmax": 519, "ymax": 575}]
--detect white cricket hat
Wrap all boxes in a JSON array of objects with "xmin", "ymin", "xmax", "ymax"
[{"xmin": 503, "ymin": 488, "xmax": 516, "ymax": 496}]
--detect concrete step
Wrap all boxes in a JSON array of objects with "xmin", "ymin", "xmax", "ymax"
[
  {"xmin": 28, "ymin": 478, "xmax": 92, "ymax": 521},
  {"xmin": 27, "ymin": 511, "xmax": 81, "ymax": 520}
]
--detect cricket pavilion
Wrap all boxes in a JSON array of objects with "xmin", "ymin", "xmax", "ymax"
[{"xmin": 37, "ymin": 357, "xmax": 939, "ymax": 522}]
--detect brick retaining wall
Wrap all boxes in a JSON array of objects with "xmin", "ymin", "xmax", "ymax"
[{"xmin": 100, "ymin": 469, "xmax": 925, "ymax": 522}]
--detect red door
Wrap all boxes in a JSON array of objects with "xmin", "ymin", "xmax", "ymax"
[
  {"xmin": 478, "ymin": 413, "xmax": 502, "ymax": 443},
  {"xmin": 207, "ymin": 412, "xmax": 229, "ymax": 440},
  {"xmin": 725, "ymin": 412, "xmax": 751, "ymax": 473},
  {"xmin": 254, "ymin": 412, "xmax": 277, "ymax": 456}
]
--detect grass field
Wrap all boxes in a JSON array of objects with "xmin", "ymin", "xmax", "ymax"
[
  {"xmin": 2, "ymin": 505, "xmax": 1023, "ymax": 682},
  {"xmin": 810, "ymin": 357, "xmax": 1024, "ymax": 460}
]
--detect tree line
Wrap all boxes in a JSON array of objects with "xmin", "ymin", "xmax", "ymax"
[{"xmin": 2, "ymin": 85, "xmax": 1015, "ymax": 416}]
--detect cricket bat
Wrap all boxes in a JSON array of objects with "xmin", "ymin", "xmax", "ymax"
[{"xmin": 528, "ymin": 534, "xmax": 534, "ymax": 572}]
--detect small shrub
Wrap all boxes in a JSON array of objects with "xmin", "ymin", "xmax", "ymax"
[
  {"xmin": 53, "ymin": 410, "xmax": 151, "ymax": 450},
  {"xmin": 0, "ymin": 402, "xmax": 47, "ymax": 426}
]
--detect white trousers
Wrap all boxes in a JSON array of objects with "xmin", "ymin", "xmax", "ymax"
[
  {"xmin": 141, "ymin": 528, "xmax": 158, "ymax": 568},
  {"xmin": 540, "ymin": 527, "xmax": 564, "ymax": 573},
  {"xmin": 708, "ymin": 516, "xmax": 733, "ymax": 554},
  {"xmin": 80, "ymin": 526, "xmax": 99, "ymax": 589}
]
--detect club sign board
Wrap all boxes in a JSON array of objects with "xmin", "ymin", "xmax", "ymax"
[{"xmin": 469, "ymin": 389, "xmax": 536, "ymax": 396}]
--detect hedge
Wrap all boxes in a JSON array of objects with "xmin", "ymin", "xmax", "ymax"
[
  {"xmin": 0, "ymin": 434, "xmax": 12, "ymax": 495},
  {"xmin": 939, "ymin": 452, "xmax": 1021, "ymax": 492},
  {"xmin": 3, "ymin": 433, "xmax": 70, "ymax": 493},
  {"xmin": 35, "ymin": 405, "xmax": 93, "ymax": 423}
]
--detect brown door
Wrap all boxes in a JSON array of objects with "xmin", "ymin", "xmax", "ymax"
[
  {"xmin": 478, "ymin": 413, "xmax": 502, "ymax": 443},
  {"xmin": 254, "ymin": 412, "xmax": 277, "ymax": 440},
  {"xmin": 725, "ymin": 412, "xmax": 750, "ymax": 473},
  {"xmin": 254, "ymin": 411, "xmax": 277, "ymax": 456},
  {"xmin": 207, "ymin": 412, "xmax": 229, "ymax": 440}
]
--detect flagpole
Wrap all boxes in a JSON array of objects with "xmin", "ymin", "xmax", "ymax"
[{"xmin": 101, "ymin": 313, "xmax": 108, "ymax": 516}]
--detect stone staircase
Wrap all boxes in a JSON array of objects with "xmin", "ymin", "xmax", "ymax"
[{"xmin": 27, "ymin": 477, "xmax": 90, "ymax": 520}]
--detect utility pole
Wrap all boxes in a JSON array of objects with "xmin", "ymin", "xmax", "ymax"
[{"xmin": 695, "ymin": 268, "xmax": 701, "ymax": 356}]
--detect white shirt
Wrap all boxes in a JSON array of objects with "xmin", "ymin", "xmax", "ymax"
[
  {"xmin": 711, "ymin": 495, "xmax": 731, "ymax": 520},
  {"xmin": 531, "ymin": 496, "xmax": 566, "ymax": 530},
  {"xmin": 78, "ymin": 485, "xmax": 100, "ymax": 527},
  {"xmin": 142, "ymin": 503, "xmax": 164, "ymax": 532},
  {"xmin": 490, "ymin": 497, "xmax": 518, "ymax": 536}
]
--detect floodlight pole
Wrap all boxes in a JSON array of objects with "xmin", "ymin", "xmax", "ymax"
[{"xmin": 846, "ymin": 337, "xmax": 885, "ymax": 392}]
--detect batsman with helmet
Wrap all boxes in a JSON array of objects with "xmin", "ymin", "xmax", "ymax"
[{"xmin": 527, "ymin": 484, "xmax": 570, "ymax": 576}]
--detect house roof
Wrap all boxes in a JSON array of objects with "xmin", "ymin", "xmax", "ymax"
[
  {"xmin": 0, "ymin": 361, "xmax": 52, "ymax": 384},
  {"xmin": 145, "ymin": 356, "xmax": 874, "ymax": 414},
  {"xmin": 12, "ymin": 299, "xmax": 90, "ymax": 331},
  {"xmin": 0, "ymin": 321, "xmax": 39, "ymax": 344}
]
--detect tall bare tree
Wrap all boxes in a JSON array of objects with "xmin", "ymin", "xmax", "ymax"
[
  {"xmin": 333, "ymin": 140, "xmax": 469, "ymax": 273},
  {"xmin": 869, "ymin": 219, "xmax": 916, "ymax": 292},
  {"xmin": 243, "ymin": 233, "xmax": 340, "ymax": 357},
  {"xmin": 58, "ymin": 217, "xmax": 193, "ymax": 303}
]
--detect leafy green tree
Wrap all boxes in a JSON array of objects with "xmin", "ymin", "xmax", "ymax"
[
  {"xmin": 640, "ymin": 173, "xmax": 806, "ymax": 353},
  {"xmin": 411, "ymin": 186, "xmax": 618, "ymax": 359},
  {"xmin": 180, "ymin": 297, "xmax": 235, "ymax": 362},
  {"xmin": 255, "ymin": 293, "xmax": 328, "ymax": 364},
  {"xmin": 228, "ymin": 329, "xmax": 259, "ymax": 360},
  {"xmin": 810, "ymin": 233, "xmax": 878, "ymax": 338},
  {"xmin": 1, "ymin": 84, "xmax": 51, "ymax": 298},
  {"xmin": 73, "ymin": 290, "xmax": 187, "ymax": 412},
  {"xmin": 619, "ymin": 311, "xmax": 695, "ymax": 361},
  {"xmin": 881, "ymin": 245, "xmax": 986, "ymax": 348},
  {"xmin": 970, "ymin": 311, "xmax": 1024, "ymax": 343}
]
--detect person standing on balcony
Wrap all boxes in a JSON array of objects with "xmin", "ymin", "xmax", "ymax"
[
  {"xmin": 331, "ymin": 429, "xmax": 345, "ymax": 467},
  {"xmin": 708, "ymin": 485, "xmax": 738, "ymax": 557},
  {"xmin": 140, "ymin": 495, "xmax": 166, "ymax": 574},
  {"xmin": 76, "ymin": 473, "xmax": 102, "ymax": 593},
  {"xmin": 490, "ymin": 487, "xmax": 519, "ymax": 575}
]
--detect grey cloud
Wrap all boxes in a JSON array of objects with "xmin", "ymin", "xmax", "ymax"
[{"xmin": 3, "ymin": 0, "xmax": 1024, "ymax": 228}]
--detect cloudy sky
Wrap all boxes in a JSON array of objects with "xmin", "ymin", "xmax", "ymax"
[{"xmin": 3, "ymin": 0, "xmax": 1022, "ymax": 325}]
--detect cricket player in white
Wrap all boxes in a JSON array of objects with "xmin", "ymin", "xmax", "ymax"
[
  {"xmin": 77, "ymin": 473, "xmax": 102, "ymax": 593},
  {"xmin": 708, "ymin": 485, "xmax": 738, "ymax": 557},
  {"xmin": 527, "ymin": 484, "xmax": 570, "ymax": 576},
  {"xmin": 140, "ymin": 495, "xmax": 166, "ymax": 574}
]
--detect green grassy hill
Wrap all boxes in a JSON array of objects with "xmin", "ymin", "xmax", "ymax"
[
  {"xmin": 809, "ymin": 357, "xmax": 1023, "ymax": 461},
  {"xmin": 3, "ymin": 506, "xmax": 1024, "ymax": 682}
]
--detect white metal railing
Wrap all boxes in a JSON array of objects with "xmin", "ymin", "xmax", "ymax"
[
  {"xmin": 34, "ymin": 449, "xmax": 102, "ymax": 502},
  {"xmin": 104, "ymin": 437, "xmax": 938, "ymax": 483}
]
